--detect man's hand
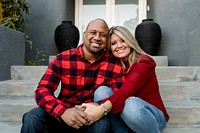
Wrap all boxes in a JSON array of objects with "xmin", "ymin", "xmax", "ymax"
[
  {"xmin": 60, "ymin": 107, "xmax": 93, "ymax": 129},
  {"xmin": 78, "ymin": 103, "xmax": 105, "ymax": 125}
]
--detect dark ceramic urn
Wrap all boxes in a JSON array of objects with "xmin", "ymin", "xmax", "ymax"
[
  {"xmin": 135, "ymin": 19, "xmax": 162, "ymax": 55},
  {"xmin": 54, "ymin": 21, "xmax": 80, "ymax": 53}
]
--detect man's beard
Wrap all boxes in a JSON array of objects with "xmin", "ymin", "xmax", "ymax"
[{"xmin": 88, "ymin": 44, "xmax": 104, "ymax": 54}]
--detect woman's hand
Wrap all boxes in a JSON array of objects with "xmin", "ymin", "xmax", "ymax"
[
  {"xmin": 60, "ymin": 107, "xmax": 93, "ymax": 129},
  {"xmin": 76, "ymin": 102, "xmax": 105, "ymax": 125}
]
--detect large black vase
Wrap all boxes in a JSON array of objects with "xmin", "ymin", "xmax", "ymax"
[
  {"xmin": 54, "ymin": 21, "xmax": 80, "ymax": 53},
  {"xmin": 135, "ymin": 19, "xmax": 162, "ymax": 55}
]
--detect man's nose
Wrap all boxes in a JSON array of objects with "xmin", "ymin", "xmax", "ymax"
[{"xmin": 94, "ymin": 33, "xmax": 101, "ymax": 40}]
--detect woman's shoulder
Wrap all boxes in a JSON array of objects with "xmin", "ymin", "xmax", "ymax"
[
  {"xmin": 129, "ymin": 54, "xmax": 156, "ymax": 75},
  {"xmin": 139, "ymin": 54, "xmax": 155, "ymax": 64}
]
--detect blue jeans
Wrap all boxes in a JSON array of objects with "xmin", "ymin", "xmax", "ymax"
[
  {"xmin": 94, "ymin": 86, "xmax": 167, "ymax": 133},
  {"xmin": 20, "ymin": 107, "xmax": 112, "ymax": 133}
]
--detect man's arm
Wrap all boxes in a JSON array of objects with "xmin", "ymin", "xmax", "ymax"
[
  {"xmin": 35, "ymin": 56, "xmax": 68, "ymax": 120},
  {"xmin": 35, "ymin": 56, "xmax": 93, "ymax": 128}
]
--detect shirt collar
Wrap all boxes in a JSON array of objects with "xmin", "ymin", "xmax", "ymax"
[{"xmin": 78, "ymin": 43, "xmax": 106, "ymax": 62}]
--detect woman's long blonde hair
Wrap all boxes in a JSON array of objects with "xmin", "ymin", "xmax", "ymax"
[{"xmin": 106, "ymin": 26, "xmax": 147, "ymax": 71}]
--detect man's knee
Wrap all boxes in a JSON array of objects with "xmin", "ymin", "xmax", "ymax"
[
  {"xmin": 21, "ymin": 108, "xmax": 48, "ymax": 133},
  {"xmin": 22, "ymin": 107, "xmax": 47, "ymax": 124}
]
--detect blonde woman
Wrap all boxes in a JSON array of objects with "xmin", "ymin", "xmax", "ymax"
[{"xmin": 80, "ymin": 26, "xmax": 169, "ymax": 133}]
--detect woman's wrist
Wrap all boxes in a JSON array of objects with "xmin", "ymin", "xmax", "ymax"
[
  {"xmin": 100, "ymin": 103, "xmax": 109, "ymax": 115},
  {"xmin": 102, "ymin": 100, "xmax": 112, "ymax": 115}
]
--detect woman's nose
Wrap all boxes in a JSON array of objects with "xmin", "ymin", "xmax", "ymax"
[{"xmin": 117, "ymin": 42, "xmax": 122, "ymax": 47}]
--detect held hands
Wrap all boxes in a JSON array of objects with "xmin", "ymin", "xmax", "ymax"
[
  {"xmin": 60, "ymin": 107, "xmax": 93, "ymax": 129},
  {"xmin": 60, "ymin": 101, "xmax": 111, "ymax": 129},
  {"xmin": 76, "ymin": 102, "xmax": 105, "ymax": 125}
]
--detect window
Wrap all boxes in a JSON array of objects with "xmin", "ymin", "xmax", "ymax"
[{"xmin": 75, "ymin": 0, "xmax": 147, "ymax": 43}]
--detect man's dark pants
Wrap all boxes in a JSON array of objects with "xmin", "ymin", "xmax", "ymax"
[{"xmin": 20, "ymin": 107, "xmax": 112, "ymax": 133}]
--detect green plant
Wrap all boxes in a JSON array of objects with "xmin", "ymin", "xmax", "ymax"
[
  {"xmin": 25, "ymin": 48, "xmax": 46, "ymax": 66},
  {"xmin": 0, "ymin": 0, "xmax": 32, "ymax": 48},
  {"xmin": 0, "ymin": 0, "xmax": 30, "ymax": 31}
]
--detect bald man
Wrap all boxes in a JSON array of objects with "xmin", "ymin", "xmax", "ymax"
[{"xmin": 21, "ymin": 18, "xmax": 124, "ymax": 133}]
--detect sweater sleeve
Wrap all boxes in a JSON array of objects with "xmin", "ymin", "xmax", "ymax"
[{"xmin": 101, "ymin": 55, "xmax": 156, "ymax": 114}]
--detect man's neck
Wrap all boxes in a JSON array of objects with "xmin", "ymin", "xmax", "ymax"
[{"xmin": 82, "ymin": 47, "xmax": 99, "ymax": 63}]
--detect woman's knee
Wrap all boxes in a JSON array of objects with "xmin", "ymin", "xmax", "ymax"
[
  {"xmin": 94, "ymin": 86, "xmax": 114, "ymax": 102},
  {"xmin": 124, "ymin": 97, "xmax": 143, "ymax": 110},
  {"xmin": 121, "ymin": 97, "xmax": 144, "ymax": 120},
  {"xmin": 121, "ymin": 97, "xmax": 163, "ymax": 133}
]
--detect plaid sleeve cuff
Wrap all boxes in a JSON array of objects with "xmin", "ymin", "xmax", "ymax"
[{"xmin": 52, "ymin": 104, "xmax": 68, "ymax": 120}]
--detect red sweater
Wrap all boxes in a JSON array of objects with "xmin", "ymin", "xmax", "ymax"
[{"xmin": 102, "ymin": 54, "xmax": 169, "ymax": 121}]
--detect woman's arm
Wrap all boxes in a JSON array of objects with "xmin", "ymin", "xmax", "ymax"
[{"xmin": 101, "ymin": 56, "xmax": 156, "ymax": 114}]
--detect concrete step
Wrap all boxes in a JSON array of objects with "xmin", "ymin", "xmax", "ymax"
[
  {"xmin": 165, "ymin": 101, "xmax": 200, "ymax": 125},
  {"xmin": 159, "ymin": 81, "xmax": 200, "ymax": 101},
  {"xmin": 0, "ymin": 80, "xmax": 37, "ymax": 97},
  {"xmin": 11, "ymin": 66, "xmax": 47, "ymax": 80},
  {"xmin": 156, "ymin": 66, "xmax": 200, "ymax": 81},
  {"xmin": 10, "ymin": 66, "xmax": 200, "ymax": 81},
  {"xmin": 162, "ymin": 125, "xmax": 200, "ymax": 133},
  {"xmin": 0, "ymin": 80, "xmax": 61, "ymax": 97},
  {"xmin": 152, "ymin": 56, "xmax": 168, "ymax": 66},
  {"xmin": 49, "ymin": 55, "xmax": 169, "ymax": 66},
  {"xmin": 0, "ymin": 97, "xmax": 36, "ymax": 122},
  {"xmin": 0, "ymin": 122, "xmax": 21, "ymax": 133},
  {"xmin": 1, "ymin": 80, "xmax": 200, "ymax": 102},
  {"xmin": 0, "ymin": 97, "xmax": 200, "ymax": 126},
  {"xmin": 0, "ymin": 98, "xmax": 200, "ymax": 133}
]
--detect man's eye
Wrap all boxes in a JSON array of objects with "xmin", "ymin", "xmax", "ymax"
[
  {"xmin": 90, "ymin": 31, "xmax": 95, "ymax": 35},
  {"xmin": 101, "ymin": 33, "xmax": 107, "ymax": 38}
]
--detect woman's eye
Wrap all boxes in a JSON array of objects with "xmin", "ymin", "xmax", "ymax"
[
  {"xmin": 121, "ymin": 39, "xmax": 125, "ymax": 42},
  {"xmin": 111, "ymin": 42, "xmax": 116, "ymax": 45}
]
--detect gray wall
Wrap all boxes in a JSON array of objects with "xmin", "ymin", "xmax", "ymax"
[
  {"xmin": 0, "ymin": 26, "xmax": 25, "ymax": 81},
  {"xmin": 25, "ymin": 0, "xmax": 75, "ymax": 65},
  {"xmin": 148, "ymin": 0, "xmax": 200, "ymax": 66}
]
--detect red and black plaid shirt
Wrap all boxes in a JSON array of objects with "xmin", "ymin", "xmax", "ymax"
[{"xmin": 35, "ymin": 44, "xmax": 124, "ymax": 119}]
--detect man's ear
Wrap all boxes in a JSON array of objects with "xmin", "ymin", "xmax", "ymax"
[{"xmin": 83, "ymin": 31, "xmax": 86, "ymax": 38}]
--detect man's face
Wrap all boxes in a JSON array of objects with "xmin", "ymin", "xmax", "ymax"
[{"xmin": 83, "ymin": 20, "xmax": 109, "ymax": 54}]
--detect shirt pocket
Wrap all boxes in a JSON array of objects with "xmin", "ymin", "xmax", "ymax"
[
  {"xmin": 62, "ymin": 70, "xmax": 84, "ymax": 87},
  {"xmin": 96, "ymin": 71, "xmax": 111, "ymax": 85},
  {"xmin": 63, "ymin": 69, "xmax": 84, "ymax": 78}
]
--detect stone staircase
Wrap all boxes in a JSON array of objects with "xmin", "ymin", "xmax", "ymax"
[{"xmin": 0, "ymin": 56, "xmax": 200, "ymax": 133}]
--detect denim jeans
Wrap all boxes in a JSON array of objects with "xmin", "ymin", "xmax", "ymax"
[
  {"xmin": 20, "ymin": 107, "xmax": 112, "ymax": 133},
  {"xmin": 94, "ymin": 86, "xmax": 167, "ymax": 133}
]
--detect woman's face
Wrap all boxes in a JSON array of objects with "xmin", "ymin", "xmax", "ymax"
[{"xmin": 110, "ymin": 34, "xmax": 131, "ymax": 61}]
